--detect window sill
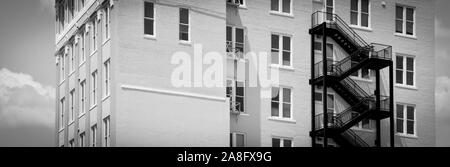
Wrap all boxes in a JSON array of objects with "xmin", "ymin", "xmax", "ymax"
[
  {"xmin": 396, "ymin": 133, "xmax": 418, "ymax": 139},
  {"xmin": 394, "ymin": 33, "xmax": 417, "ymax": 40},
  {"xmin": 239, "ymin": 113, "xmax": 250, "ymax": 117},
  {"xmin": 68, "ymin": 120, "xmax": 75, "ymax": 126},
  {"xmin": 102, "ymin": 38, "xmax": 111, "ymax": 46},
  {"xmin": 90, "ymin": 50, "xmax": 97, "ymax": 57},
  {"xmin": 143, "ymin": 35, "xmax": 156, "ymax": 40},
  {"xmin": 349, "ymin": 25, "xmax": 373, "ymax": 32},
  {"xmin": 270, "ymin": 65, "xmax": 295, "ymax": 71},
  {"xmin": 102, "ymin": 95, "xmax": 111, "ymax": 102},
  {"xmin": 179, "ymin": 40, "xmax": 192, "ymax": 46},
  {"xmin": 58, "ymin": 128, "xmax": 64, "ymax": 133},
  {"xmin": 78, "ymin": 112, "xmax": 86, "ymax": 119},
  {"xmin": 268, "ymin": 117, "xmax": 296, "ymax": 124},
  {"xmin": 89, "ymin": 104, "xmax": 97, "ymax": 111},
  {"xmin": 69, "ymin": 71, "xmax": 76, "ymax": 77},
  {"xmin": 350, "ymin": 76, "xmax": 373, "ymax": 83},
  {"xmin": 351, "ymin": 127, "xmax": 374, "ymax": 133},
  {"xmin": 395, "ymin": 84, "xmax": 418, "ymax": 91},
  {"xmin": 59, "ymin": 79, "xmax": 66, "ymax": 86},
  {"xmin": 269, "ymin": 11, "xmax": 294, "ymax": 18},
  {"xmin": 79, "ymin": 60, "xmax": 86, "ymax": 67}
]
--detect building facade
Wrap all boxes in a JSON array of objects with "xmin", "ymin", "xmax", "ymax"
[{"xmin": 54, "ymin": 0, "xmax": 435, "ymax": 147}]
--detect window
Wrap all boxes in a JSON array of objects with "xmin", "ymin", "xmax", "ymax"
[
  {"xmin": 80, "ymin": 80, "xmax": 86, "ymax": 115},
  {"xmin": 230, "ymin": 133, "xmax": 245, "ymax": 147},
  {"xmin": 59, "ymin": 54, "xmax": 65, "ymax": 82},
  {"xmin": 80, "ymin": 28, "xmax": 87, "ymax": 64},
  {"xmin": 271, "ymin": 34, "xmax": 292, "ymax": 67},
  {"xmin": 351, "ymin": 66, "xmax": 371, "ymax": 79},
  {"xmin": 226, "ymin": 79, "xmax": 245, "ymax": 113},
  {"xmin": 314, "ymin": 91, "xmax": 335, "ymax": 126},
  {"xmin": 79, "ymin": 132, "xmax": 86, "ymax": 147},
  {"xmin": 226, "ymin": 26, "xmax": 245, "ymax": 59},
  {"xmin": 396, "ymin": 55, "xmax": 415, "ymax": 86},
  {"xmin": 69, "ymin": 139, "xmax": 75, "ymax": 147},
  {"xmin": 179, "ymin": 8, "xmax": 189, "ymax": 41},
  {"xmin": 325, "ymin": 0, "xmax": 334, "ymax": 21},
  {"xmin": 271, "ymin": 0, "xmax": 292, "ymax": 15},
  {"xmin": 91, "ymin": 70, "xmax": 98, "ymax": 107},
  {"xmin": 271, "ymin": 87, "xmax": 292, "ymax": 119},
  {"xmin": 91, "ymin": 21, "xmax": 97, "ymax": 53},
  {"xmin": 91, "ymin": 124, "xmax": 97, "ymax": 147},
  {"xmin": 104, "ymin": 59, "xmax": 111, "ymax": 97},
  {"xmin": 70, "ymin": 43, "xmax": 75, "ymax": 74},
  {"xmin": 103, "ymin": 6, "xmax": 110, "ymax": 41},
  {"xmin": 144, "ymin": 1, "xmax": 155, "ymax": 36},
  {"xmin": 103, "ymin": 116, "xmax": 111, "ymax": 147},
  {"xmin": 350, "ymin": 0, "xmax": 370, "ymax": 28},
  {"xmin": 69, "ymin": 89, "xmax": 75, "ymax": 124},
  {"xmin": 59, "ymin": 97, "xmax": 65, "ymax": 130},
  {"xmin": 396, "ymin": 5, "xmax": 415, "ymax": 36},
  {"xmin": 272, "ymin": 137, "xmax": 292, "ymax": 147},
  {"xmin": 396, "ymin": 104, "xmax": 416, "ymax": 136}
]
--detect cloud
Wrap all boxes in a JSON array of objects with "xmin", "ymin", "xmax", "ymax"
[
  {"xmin": 0, "ymin": 68, "xmax": 55, "ymax": 128},
  {"xmin": 436, "ymin": 76, "xmax": 450, "ymax": 146}
]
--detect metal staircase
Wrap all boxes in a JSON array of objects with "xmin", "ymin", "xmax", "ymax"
[{"xmin": 309, "ymin": 11, "xmax": 394, "ymax": 147}]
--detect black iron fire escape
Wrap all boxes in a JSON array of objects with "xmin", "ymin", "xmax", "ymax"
[{"xmin": 309, "ymin": 11, "xmax": 395, "ymax": 147}]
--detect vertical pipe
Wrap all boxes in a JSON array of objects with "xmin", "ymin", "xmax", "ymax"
[
  {"xmin": 322, "ymin": 24, "xmax": 328, "ymax": 147},
  {"xmin": 311, "ymin": 34, "xmax": 316, "ymax": 147},
  {"xmin": 376, "ymin": 70, "xmax": 381, "ymax": 147},
  {"xmin": 389, "ymin": 62, "xmax": 395, "ymax": 147}
]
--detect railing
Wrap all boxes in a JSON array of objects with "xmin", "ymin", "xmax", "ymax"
[
  {"xmin": 339, "ymin": 74, "xmax": 370, "ymax": 100},
  {"xmin": 229, "ymin": 100, "xmax": 241, "ymax": 114},
  {"xmin": 368, "ymin": 95, "xmax": 390, "ymax": 112},
  {"xmin": 311, "ymin": 11, "xmax": 369, "ymax": 49},
  {"xmin": 226, "ymin": 41, "xmax": 244, "ymax": 59},
  {"xmin": 314, "ymin": 113, "xmax": 370, "ymax": 147},
  {"xmin": 369, "ymin": 43, "xmax": 392, "ymax": 60}
]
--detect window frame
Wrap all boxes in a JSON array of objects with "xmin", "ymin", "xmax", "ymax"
[
  {"xmin": 179, "ymin": 7, "xmax": 190, "ymax": 42},
  {"xmin": 270, "ymin": 0, "xmax": 293, "ymax": 16},
  {"xmin": 271, "ymin": 86, "xmax": 293, "ymax": 119},
  {"xmin": 79, "ymin": 80, "xmax": 86, "ymax": 116},
  {"xmin": 103, "ymin": 116, "xmax": 111, "ymax": 147},
  {"xmin": 395, "ymin": 4, "xmax": 416, "ymax": 37},
  {"xmin": 144, "ymin": 1, "xmax": 155, "ymax": 37},
  {"xmin": 396, "ymin": 103, "xmax": 417, "ymax": 137},
  {"xmin": 350, "ymin": 0, "xmax": 371, "ymax": 29},
  {"xmin": 226, "ymin": 78, "xmax": 246, "ymax": 113},
  {"xmin": 69, "ymin": 89, "xmax": 75, "ymax": 124},
  {"xmin": 103, "ymin": 6, "xmax": 111, "ymax": 43},
  {"xmin": 271, "ymin": 137, "xmax": 293, "ymax": 147},
  {"xmin": 79, "ymin": 132, "xmax": 86, "ymax": 147},
  {"xmin": 226, "ymin": 25, "xmax": 246, "ymax": 60},
  {"xmin": 395, "ymin": 54, "xmax": 416, "ymax": 87},
  {"xmin": 103, "ymin": 59, "xmax": 111, "ymax": 98},
  {"xmin": 91, "ymin": 70, "xmax": 98, "ymax": 107},
  {"xmin": 91, "ymin": 124, "xmax": 97, "ymax": 147},
  {"xmin": 59, "ymin": 97, "xmax": 65, "ymax": 131},
  {"xmin": 271, "ymin": 33, "xmax": 293, "ymax": 68},
  {"xmin": 230, "ymin": 132, "xmax": 246, "ymax": 147}
]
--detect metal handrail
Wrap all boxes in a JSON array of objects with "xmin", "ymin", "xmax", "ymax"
[{"xmin": 311, "ymin": 11, "xmax": 369, "ymax": 49}]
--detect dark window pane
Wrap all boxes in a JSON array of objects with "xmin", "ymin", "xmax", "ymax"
[
  {"xmin": 351, "ymin": 12, "xmax": 358, "ymax": 25},
  {"xmin": 406, "ymin": 22, "xmax": 413, "ymax": 35},
  {"xmin": 314, "ymin": 92, "xmax": 322, "ymax": 102},
  {"xmin": 396, "ymin": 56, "xmax": 403, "ymax": 69},
  {"xmin": 407, "ymin": 106, "xmax": 415, "ymax": 120},
  {"xmin": 396, "ymin": 70, "xmax": 403, "ymax": 84},
  {"xmin": 362, "ymin": 68, "xmax": 370, "ymax": 79},
  {"xmin": 272, "ymin": 34, "xmax": 279, "ymax": 49},
  {"xmin": 272, "ymin": 87, "xmax": 279, "ymax": 101},
  {"xmin": 361, "ymin": 13, "xmax": 369, "ymax": 27},
  {"xmin": 235, "ymin": 28, "xmax": 244, "ymax": 43},
  {"xmin": 144, "ymin": 19, "xmax": 154, "ymax": 35},
  {"xmin": 283, "ymin": 88, "xmax": 291, "ymax": 103},
  {"xmin": 282, "ymin": 51, "xmax": 290, "ymax": 66},
  {"xmin": 282, "ymin": 0, "xmax": 291, "ymax": 13},
  {"xmin": 226, "ymin": 26, "xmax": 232, "ymax": 42},
  {"xmin": 230, "ymin": 133, "xmax": 233, "ymax": 147},
  {"xmin": 236, "ymin": 134, "xmax": 245, "ymax": 147},
  {"xmin": 236, "ymin": 82, "xmax": 244, "ymax": 96},
  {"xmin": 327, "ymin": 94, "xmax": 334, "ymax": 109},
  {"xmin": 351, "ymin": 0, "xmax": 358, "ymax": 11},
  {"xmin": 407, "ymin": 120, "xmax": 414, "ymax": 134},
  {"xmin": 283, "ymin": 139, "xmax": 292, "ymax": 147},
  {"xmin": 362, "ymin": 119, "xmax": 371, "ymax": 129},
  {"xmin": 283, "ymin": 103, "xmax": 291, "ymax": 118},
  {"xmin": 396, "ymin": 20, "xmax": 403, "ymax": 33},
  {"xmin": 406, "ymin": 72, "xmax": 414, "ymax": 85},
  {"xmin": 397, "ymin": 119, "xmax": 403, "ymax": 133},
  {"xmin": 361, "ymin": 0, "xmax": 369, "ymax": 13},
  {"xmin": 144, "ymin": 2, "xmax": 154, "ymax": 18},
  {"xmin": 396, "ymin": 6, "xmax": 403, "ymax": 19},
  {"xmin": 326, "ymin": 44, "xmax": 333, "ymax": 60},
  {"xmin": 271, "ymin": 0, "xmax": 279, "ymax": 11},
  {"xmin": 272, "ymin": 138, "xmax": 280, "ymax": 147},
  {"xmin": 327, "ymin": 0, "xmax": 333, "ymax": 6},
  {"xmin": 180, "ymin": 8, "xmax": 189, "ymax": 24},
  {"xmin": 179, "ymin": 24, "xmax": 188, "ymax": 33},
  {"xmin": 406, "ymin": 57, "xmax": 414, "ymax": 71},
  {"xmin": 236, "ymin": 96, "xmax": 244, "ymax": 112},
  {"xmin": 397, "ymin": 104, "xmax": 404, "ymax": 118},
  {"xmin": 271, "ymin": 102, "xmax": 279, "ymax": 116},
  {"xmin": 180, "ymin": 33, "xmax": 189, "ymax": 41},
  {"xmin": 406, "ymin": 8, "xmax": 414, "ymax": 21},
  {"xmin": 314, "ymin": 42, "xmax": 322, "ymax": 51},
  {"xmin": 283, "ymin": 36, "xmax": 291, "ymax": 50}
]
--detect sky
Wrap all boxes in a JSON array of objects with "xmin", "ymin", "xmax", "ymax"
[{"xmin": 0, "ymin": 0, "xmax": 449, "ymax": 147}]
